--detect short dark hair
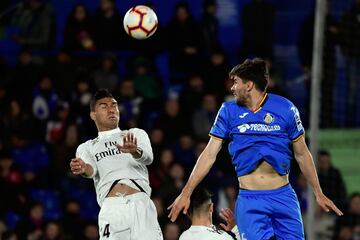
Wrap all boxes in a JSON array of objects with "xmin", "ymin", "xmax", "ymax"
[
  {"xmin": 319, "ymin": 149, "xmax": 330, "ymax": 157},
  {"xmin": 90, "ymin": 89, "xmax": 114, "ymax": 111},
  {"xmin": 188, "ymin": 188, "xmax": 213, "ymax": 217},
  {"xmin": 229, "ymin": 58, "xmax": 269, "ymax": 92}
]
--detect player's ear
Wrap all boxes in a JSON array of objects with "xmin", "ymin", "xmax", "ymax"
[
  {"xmin": 209, "ymin": 202, "xmax": 214, "ymax": 213},
  {"xmin": 90, "ymin": 111, "xmax": 96, "ymax": 121},
  {"xmin": 247, "ymin": 81, "xmax": 254, "ymax": 91}
]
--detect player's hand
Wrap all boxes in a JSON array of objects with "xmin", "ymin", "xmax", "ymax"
[
  {"xmin": 316, "ymin": 193, "xmax": 343, "ymax": 216},
  {"xmin": 219, "ymin": 208, "xmax": 236, "ymax": 231},
  {"xmin": 116, "ymin": 132, "xmax": 138, "ymax": 155},
  {"xmin": 167, "ymin": 193, "xmax": 191, "ymax": 222},
  {"xmin": 70, "ymin": 158, "xmax": 86, "ymax": 175}
]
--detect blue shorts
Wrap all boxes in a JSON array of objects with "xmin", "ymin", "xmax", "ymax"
[{"xmin": 235, "ymin": 184, "xmax": 304, "ymax": 240}]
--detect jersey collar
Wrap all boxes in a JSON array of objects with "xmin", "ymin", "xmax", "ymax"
[
  {"xmin": 253, "ymin": 93, "xmax": 268, "ymax": 113},
  {"xmin": 98, "ymin": 127, "xmax": 121, "ymax": 138}
]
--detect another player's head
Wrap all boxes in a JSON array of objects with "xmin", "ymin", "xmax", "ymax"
[
  {"xmin": 229, "ymin": 58, "xmax": 269, "ymax": 105},
  {"xmin": 188, "ymin": 188, "xmax": 213, "ymax": 222},
  {"xmin": 90, "ymin": 89, "xmax": 119, "ymax": 131}
]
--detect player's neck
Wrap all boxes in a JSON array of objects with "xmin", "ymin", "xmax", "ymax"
[
  {"xmin": 248, "ymin": 91, "xmax": 266, "ymax": 112},
  {"xmin": 191, "ymin": 216, "xmax": 212, "ymax": 227}
]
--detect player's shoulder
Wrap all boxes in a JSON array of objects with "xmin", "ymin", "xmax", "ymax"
[
  {"xmin": 76, "ymin": 137, "xmax": 99, "ymax": 152},
  {"xmin": 268, "ymin": 93, "xmax": 296, "ymax": 110},
  {"xmin": 128, "ymin": 127, "xmax": 149, "ymax": 136}
]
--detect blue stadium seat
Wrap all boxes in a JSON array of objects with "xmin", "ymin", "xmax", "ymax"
[
  {"xmin": 30, "ymin": 189, "xmax": 63, "ymax": 220},
  {"xmin": 67, "ymin": 189, "xmax": 99, "ymax": 220}
]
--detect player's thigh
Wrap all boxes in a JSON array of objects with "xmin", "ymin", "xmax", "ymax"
[
  {"xmin": 235, "ymin": 194, "xmax": 274, "ymax": 240},
  {"xmin": 270, "ymin": 188, "xmax": 304, "ymax": 239},
  {"xmin": 131, "ymin": 196, "xmax": 163, "ymax": 240},
  {"xmin": 98, "ymin": 198, "xmax": 131, "ymax": 240}
]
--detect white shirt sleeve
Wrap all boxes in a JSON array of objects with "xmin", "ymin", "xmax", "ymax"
[
  {"xmin": 76, "ymin": 141, "xmax": 97, "ymax": 178},
  {"xmin": 130, "ymin": 128, "xmax": 153, "ymax": 165},
  {"xmin": 231, "ymin": 225, "xmax": 241, "ymax": 240}
]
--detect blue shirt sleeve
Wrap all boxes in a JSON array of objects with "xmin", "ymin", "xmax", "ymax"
[
  {"xmin": 210, "ymin": 103, "xmax": 230, "ymax": 139},
  {"xmin": 287, "ymin": 103, "xmax": 305, "ymax": 140}
]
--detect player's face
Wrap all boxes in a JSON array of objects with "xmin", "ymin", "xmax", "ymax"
[
  {"xmin": 230, "ymin": 76, "xmax": 250, "ymax": 106},
  {"xmin": 91, "ymin": 97, "xmax": 119, "ymax": 131}
]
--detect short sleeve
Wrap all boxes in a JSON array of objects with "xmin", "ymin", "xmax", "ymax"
[
  {"xmin": 210, "ymin": 103, "xmax": 230, "ymax": 140},
  {"xmin": 76, "ymin": 142, "xmax": 97, "ymax": 178},
  {"xmin": 287, "ymin": 104, "xmax": 305, "ymax": 141}
]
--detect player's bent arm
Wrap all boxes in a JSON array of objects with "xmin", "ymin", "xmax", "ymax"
[
  {"xmin": 182, "ymin": 137, "xmax": 223, "ymax": 197},
  {"xmin": 292, "ymin": 136, "xmax": 322, "ymax": 197},
  {"xmin": 81, "ymin": 163, "xmax": 95, "ymax": 178},
  {"xmin": 132, "ymin": 128, "xmax": 153, "ymax": 165}
]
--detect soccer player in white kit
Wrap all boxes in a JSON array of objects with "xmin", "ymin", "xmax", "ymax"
[
  {"xmin": 69, "ymin": 89, "xmax": 163, "ymax": 240},
  {"xmin": 179, "ymin": 188, "xmax": 240, "ymax": 240}
]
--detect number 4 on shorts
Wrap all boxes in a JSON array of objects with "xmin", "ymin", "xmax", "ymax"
[{"xmin": 103, "ymin": 224, "xmax": 110, "ymax": 238}]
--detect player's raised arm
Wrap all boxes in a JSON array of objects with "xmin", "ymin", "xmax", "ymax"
[
  {"xmin": 167, "ymin": 137, "xmax": 223, "ymax": 222},
  {"xmin": 293, "ymin": 136, "xmax": 343, "ymax": 216}
]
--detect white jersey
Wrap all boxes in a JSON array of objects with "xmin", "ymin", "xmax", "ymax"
[
  {"xmin": 76, "ymin": 127, "xmax": 153, "ymax": 206},
  {"xmin": 179, "ymin": 226, "xmax": 234, "ymax": 240}
]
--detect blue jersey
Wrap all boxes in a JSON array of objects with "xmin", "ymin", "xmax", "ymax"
[{"xmin": 210, "ymin": 93, "xmax": 304, "ymax": 176}]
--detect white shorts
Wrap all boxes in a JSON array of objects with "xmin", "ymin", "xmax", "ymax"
[{"xmin": 98, "ymin": 192, "xmax": 163, "ymax": 240}]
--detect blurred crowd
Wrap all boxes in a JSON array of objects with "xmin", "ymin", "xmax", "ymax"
[{"xmin": 0, "ymin": 0, "xmax": 359, "ymax": 239}]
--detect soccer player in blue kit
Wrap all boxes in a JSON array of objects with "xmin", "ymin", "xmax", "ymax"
[{"xmin": 168, "ymin": 58, "xmax": 343, "ymax": 239}]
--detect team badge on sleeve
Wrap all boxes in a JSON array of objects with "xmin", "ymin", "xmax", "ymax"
[{"xmin": 291, "ymin": 106, "xmax": 304, "ymax": 131}]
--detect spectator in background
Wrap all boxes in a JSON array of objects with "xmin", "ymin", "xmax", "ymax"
[
  {"xmin": 63, "ymin": 4, "xmax": 95, "ymax": 52},
  {"xmin": 167, "ymin": 2, "xmax": 203, "ymax": 79},
  {"xmin": 150, "ymin": 148, "xmax": 175, "ymax": 194},
  {"xmin": 200, "ymin": 0, "xmax": 219, "ymax": 55},
  {"xmin": 172, "ymin": 134, "xmax": 196, "ymax": 170},
  {"xmin": 82, "ymin": 222, "xmax": 99, "ymax": 240},
  {"xmin": 163, "ymin": 222, "xmax": 181, "ymax": 240},
  {"xmin": 204, "ymin": 48, "xmax": 230, "ymax": 98},
  {"xmin": 32, "ymin": 75, "xmax": 59, "ymax": 122},
  {"xmin": 179, "ymin": 74, "xmax": 206, "ymax": 116},
  {"xmin": 0, "ymin": 151, "xmax": 26, "ymax": 216},
  {"xmin": 62, "ymin": 199, "xmax": 83, "ymax": 239},
  {"xmin": 334, "ymin": 193, "xmax": 360, "ymax": 239},
  {"xmin": 41, "ymin": 221, "xmax": 63, "ymax": 240},
  {"xmin": 11, "ymin": 50, "xmax": 41, "ymax": 110},
  {"xmin": 47, "ymin": 52, "xmax": 76, "ymax": 100},
  {"xmin": 154, "ymin": 98, "xmax": 188, "ymax": 145},
  {"xmin": 339, "ymin": 0, "xmax": 360, "ymax": 127},
  {"xmin": 11, "ymin": 0, "xmax": 56, "ymax": 49},
  {"xmin": 92, "ymin": 55, "xmax": 119, "ymax": 92},
  {"xmin": 1, "ymin": 231, "xmax": 18, "ymax": 240},
  {"xmin": 131, "ymin": 57, "xmax": 162, "ymax": 105},
  {"xmin": 148, "ymin": 128, "xmax": 166, "ymax": 160},
  {"xmin": 16, "ymin": 202, "xmax": 45, "ymax": 240},
  {"xmin": 71, "ymin": 78, "xmax": 96, "ymax": 141},
  {"xmin": 240, "ymin": 0, "xmax": 275, "ymax": 64},
  {"xmin": 1, "ymin": 99, "xmax": 34, "ymax": 147},
  {"xmin": 192, "ymin": 93, "xmax": 218, "ymax": 141},
  {"xmin": 113, "ymin": 79, "xmax": 142, "ymax": 129},
  {"xmin": 152, "ymin": 196, "xmax": 169, "ymax": 229},
  {"xmin": 11, "ymin": 132, "xmax": 49, "ymax": 187},
  {"xmin": 318, "ymin": 150, "xmax": 347, "ymax": 211},
  {"xmin": 92, "ymin": 0, "xmax": 124, "ymax": 51},
  {"xmin": 298, "ymin": 0, "xmax": 338, "ymax": 128}
]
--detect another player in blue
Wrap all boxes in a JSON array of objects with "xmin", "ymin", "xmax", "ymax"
[{"xmin": 168, "ymin": 58, "xmax": 343, "ymax": 239}]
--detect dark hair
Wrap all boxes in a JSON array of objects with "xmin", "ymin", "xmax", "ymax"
[
  {"xmin": 188, "ymin": 188, "xmax": 213, "ymax": 216},
  {"xmin": 90, "ymin": 89, "xmax": 114, "ymax": 111},
  {"xmin": 318, "ymin": 149, "xmax": 330, "ymax": 157},
  {"xmin": 229, "ymin": 58, "xmax": 269, "ymax": 92}
]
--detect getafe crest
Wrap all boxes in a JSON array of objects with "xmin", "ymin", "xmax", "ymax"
[{"xmin": 264, "ymin": 113, "xmax": 274, "ymax": 124}]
